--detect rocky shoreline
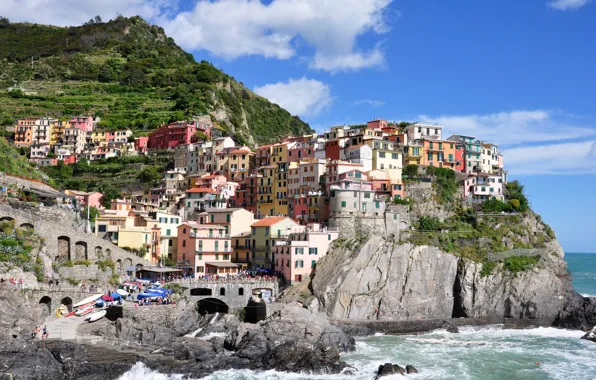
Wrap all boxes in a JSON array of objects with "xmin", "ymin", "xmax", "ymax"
[{"xmin": 0, "ymin": 287, "xmax": 595, "ymax": 379}]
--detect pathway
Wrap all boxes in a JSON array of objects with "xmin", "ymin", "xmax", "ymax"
[{"xmin": 44, "ymin": 315, "xmax": 87, "ymax": 340}]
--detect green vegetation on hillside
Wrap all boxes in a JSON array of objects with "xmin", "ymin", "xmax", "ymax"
[
  {"xmin": 0, "ymin": 16, "xmax": 312, "ymax": 144},
  {"xmin": 0, "ymin": 137, "xmax": 48, "ymax": 181},
  {"xmin": 0, "ymin": 221, "xmax": 44, "ymax": 278}
]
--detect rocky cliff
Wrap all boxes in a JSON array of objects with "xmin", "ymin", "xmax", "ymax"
[{"xmin": 311, "ymin": 213, "xmax": 586, "ymax": 326}]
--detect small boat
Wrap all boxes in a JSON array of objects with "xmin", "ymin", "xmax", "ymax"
[
  {"xmin": 75, "ymin": 306, "xmax": 94, "ymax": 316},
  {"xmin": 73, "ymin": 293, "xmax": 104, "ymax": 308},
  {"xmin": 94, "ymin": 299, "xmax": 105, "ymax": 308},
  {"xmin": 64, "ymin": 311, "xmax": 76, "ymax": 318},
  {"xmin": 116, "ymin": 289, "xmax": 129, "ymax": 297},
  {"xmin": 86, "ymin": 310, "xmax": 107, "ymax": 323}
]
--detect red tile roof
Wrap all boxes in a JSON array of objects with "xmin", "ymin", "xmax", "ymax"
[
  {"xmin": 251, "ymin": 216, "xmax": 289, "ymax": 227},
  {"xmin": 187, "ymin": 187, "xmax": 219, "ymax": 194}
]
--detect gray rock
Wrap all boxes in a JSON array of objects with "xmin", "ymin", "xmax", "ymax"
[{"xmin": 406, "ymin": 365, "xmax": 419, "ymax": 374}]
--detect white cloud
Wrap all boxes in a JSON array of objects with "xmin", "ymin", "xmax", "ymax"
[
  {"xmin": 253, "ymin": 77, "xmax": 332, "ymax": 117},
  {"xmin": 418, "ymin": 110, "xmax": 596, "ymax": 146},
  {"xmin": 355, "ymin": 99, "xmax": 385, "ymax": 108},
  {"xmin": 547, "ymin": 0, "xmax": 590, "ymax": 11},
  {"xmin": 502, "ymin": 141, "xmax": 596, "ymax": 175},
  {"xmin": 0, "ymin": 0, "xmax": 175, "ymax": 26},
  {"xmin": 160, "ymin": 0, "xmax": 393, "ymax": 72}
]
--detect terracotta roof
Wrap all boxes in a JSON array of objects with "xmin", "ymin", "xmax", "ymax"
[
  {"xmin": 186, "ymin": 187, "xmax": 219, "ymax": 194},
  {"xmin": 229, "ymin": 149, "xmax": 253, "ymax": 154},
  {"xmin": 251, "ymin": 216, "xmax": 289, "ymax": 227}
]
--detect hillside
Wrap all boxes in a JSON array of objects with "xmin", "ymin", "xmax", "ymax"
[
  {"xmin": 0, "ymin": 16, "xmax": 312, "ymax": 145},
  {"xmin": 0, "ymin": 137, "xmax": 48, "ymax": 181}
]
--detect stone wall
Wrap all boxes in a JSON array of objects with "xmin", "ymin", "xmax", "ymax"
[
  {"xmin": 59, "ymin": 264, "xmax": 113, "ymax": 283},
  {"xmin": 0, "ymin": 200, "xmax": 152, "ymax": 277},
  {"xmin": 185, "ymin": 280, "xmax": 279, "ymax": 309},
  {"xmin": 0, "ymin": 172, "xmax": 56, "ymax": 194}
]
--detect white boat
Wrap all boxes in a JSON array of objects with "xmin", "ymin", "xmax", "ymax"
[
  {"xmin": 75, "ymin": 306, "xmax": 94, "ymax": 316},
  {"xmin": 116, "ymin": 289, "xmax": 129, "ymax": 296},
  {"xmin": 73, "ymin": 293, "xmax": 104, "ymax": 308},
  {"xmin": 86, "ymin": 310, "xmax": 107, "ymax": 323}
]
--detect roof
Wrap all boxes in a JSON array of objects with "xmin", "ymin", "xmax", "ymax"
[
  {"xmin": 186, "ymin": 187, "xmax": 219, "ymax": 194},
  {"xmin": 251, "ymin": 216, "xmax": 290, "ymax": 227},
  {"xmin": 136, "ymin": 267, "xmax": 183, "ymax": 273},
  {"xmin": 200, "ymin": 208, "xmax": 244, "ymax": 213},
  {"xmin": 204, "ymin": 262, "xmax": 239, "ymax": 268}
]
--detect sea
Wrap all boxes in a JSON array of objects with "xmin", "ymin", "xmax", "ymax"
[{"xmin": 119, "ymin": 252, "xmax": 596, "ymax": 380}]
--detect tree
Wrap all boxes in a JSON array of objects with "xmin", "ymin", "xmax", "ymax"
[
  {"xmin": 82, "ymin": 205, "xmax": 100, "ymax": 222},
  {"xmin": 137, "ymin": 166, "xmax": 162, "ymax": 186},
  {"xmin": 94, "ymin": 15, "xmax": 102, "ymax": 24},
  {"xmin": 0, "ymin": 17, "xmax": 9, "ymax": 28},
  {"xmin": 418, "ymin": 216, "xmax": 442, "ymax": 231},
  {"xmin": 505, "ymin": 181, "xmax": 529, "ymax": 212},
  {"xmin": 403, "ymin": 164, "xmax": 418, "ymax": 178}
]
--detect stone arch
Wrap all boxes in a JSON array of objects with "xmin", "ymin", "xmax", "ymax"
[
  {"xmin": 105, "ymin": 249, "xmax": 112, "ymax": 260},
  {"xmin": 57, "ymin": 236, "xmax": 71, "ymax": 263},
  {"xmin": 197, "ymin": 298, "xmax": 229, "ymax": 314},
  {"xmin": 75, "ymin": 241, "xmax": 88, "ymax": 261},
  {"xmin": 219, "ymin": 287, "xmax": 226, "ymax": 296},
  {"xmin": 61, "ymin": 297, "xmax": 73, "ymax": 312},
  {"xmin": 116, "ymin": 259, "xmax": 122, "ymax": 273},
  {"xmin": 19, "ymin": 222, "xmax": 34, "ymax": 230},
  {"xmin": 238, "ymin": 287, "xmax": 244, "ymax": 296},
  {"xmin": 39, "ymin": 296, "xmax": 52, "ymax": 314},
  {"xmin": 0, "ymin": 216, "xmax": 15, "ymax": 223},
  {"xmin": 124, "ymin": 258, "xmax": 132, "ymax": 269},
  {"xmin": 95, "ymin": 246, "xmax": 104, "ymax": 260},
  {"xmin": 190, "ymin": 288, "xmax": 212, "ymax": 296}
]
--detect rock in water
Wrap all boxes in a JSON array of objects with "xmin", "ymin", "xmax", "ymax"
[
  {"xmin": 580, "ymin": 326, "xmax": 596, "ymax": 343},
  {"xmin": 406, "ymin": 365, "xmax": 419, "ymax": 374},
  {"xmin": 374, "ymin": 363, "xmax": 406, "ymax": 378},
  {"xmin": 439, "ymin": 320, "xmax": 459, "ymax": 333}
]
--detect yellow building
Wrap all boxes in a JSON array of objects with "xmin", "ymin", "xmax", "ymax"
[
  {"xmin": 227, "ymin": 147, "xmax": 255, "ymax": 182},
  {"xmin": 405, "ymin": 143, "xmax": 424, "ymax": 166},
  {"xmin": 50, "ymin": 120, "xmax": 70, "ymax": 145},
  {"xmin": 257, "ymin": 166, "xmax": 275, "ymax": 218},
  {"xmin": 366, "ymin": 140, "xmax": 403, "ymax": 183},
  {"xmin": 89, "ymin": 130, "xmax": 107, "ymax": 146},
  {"xmin": 250, "ymin": 216, "xmax": 298, "ymax": 269}
]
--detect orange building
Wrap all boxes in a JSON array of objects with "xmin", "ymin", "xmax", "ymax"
[
  {"xmin": 420, "ymin": 139, "xmax": 458, "ymax": 169},
  {"xmin": 14, "ymin": 118, "xmax": 37, "ymax": 146}
]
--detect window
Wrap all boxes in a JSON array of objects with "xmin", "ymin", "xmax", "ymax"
[
  {"xmin": 328, "ymin": 234, "xmax": 332, "ymax": 241},
  {"xmin": 215, "ymin": 241, "xmax": 219, "ymax": 251},
  {"xmin": 379, "ymin": 152, "xmax": 385, "ymax": 158},
  {"xmin": 311, "ymin": 260, "xmax": 317, "ymax": 268},
  {"xmin": 98, "ymin": 225, "xmax": 107, "ymax": 232},
  {"xmin": 183, "ymin": 228, "xmax": 186, "ymax": 234},
  {"xmin": 168, "ymin": 240, "xmax": 173, "ymax": 247},
  {"xmin": 182, "ymin": 240, "xmax": 186, "ymax": 248},
  {"xmin": 295, "ymin": 260, "xmax": 304, "ymax": 268},
  {"xmin": 166, "ymin": 229, "xmax": 171, "ymax": 235},
  {"xmin": 309, "ymin": 247, "xmax": 318, "ymax": 255},
  {"xmin": 210, "ymin": 215, "xmax": 214, "ymax": 223},
  {"xmin": 364, "ymin": 192, "xmax": 371, "ymax": 199},
  {"xmin": 215, "ymin": 253, "xmax": 219, "ymax": 260},
  {"xmin": 198, "ymin": 253, "xmax": 202, "ymax": 260},
  {"xmin": 252, "ymin": 227, "xmax": 255, "ymax": 234},
  {"xmin": 392, "ymin": 153, "xmax": 398, "ymax": 159},
  {"xmin": 296, "ymin": 248, "xmax": 304, "ymax": 255},
  {"xmin": 265, "ymin": 227, "xmax": 269, "ymax": 235},
  {"xmin": 197, "ymin": 266, "xmax": 204, "ymax": 273},
  {"xmin": 341, "ymin": 201, "xmax": 346, "ymax": 208},
  {"xmin": 224, "ymin": 254, "xmax": 230, "ymax": 260},
  {"xmin": 355, "ymin": 171, "xmax": 362, "ymax": 178},
  {"xmin": 375, "ymin": 201, "xmax": 380, "ymax": 209}
]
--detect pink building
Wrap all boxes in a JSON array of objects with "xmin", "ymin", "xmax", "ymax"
[
  {"xmin": 70, "ymin": 116, "xmax": 94, "ymax": 132},
  {"xmin": 65, "ymin": 190, "xmax": 104, "ymax": 208},
  {"xmin": 177, "ymin": 222, "xmax": 236, "ymax": 276},
  {"xmin": 135, "ymin": 136, "xmax": 149, "ymax": 154},
  {"xmin": 287, "ymin": 141, "xmax": 315, "ymax": 163},
  {"xmin": 462, "ymin": 173, "xmax": 504, "ymax": 201},
  {"xmin": 274, "ymin": 223, "xmax": 339, "ymax": 283},
  {"xmin": 30, "ymin": 143, "xmax": 50, "ymax": 160},
  {"xmin": 148, "ymin": 121, "xmax": 210, "ymax": 151}
]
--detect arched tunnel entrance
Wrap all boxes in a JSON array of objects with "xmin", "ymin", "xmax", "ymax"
[
  {"xmin": 190, "ymin": 288, "xmax": 212, "ymax": 296},
  {"xmin": 197, "ymin": 298, "xmax": 229, "ymax": 315},
  {"xmin": 61, "ymin": 297, "xmax": 73, "ymax": 312},
  {"xmin": 39, "ymin": 296, "xmax": 52, "ymax": 314}
]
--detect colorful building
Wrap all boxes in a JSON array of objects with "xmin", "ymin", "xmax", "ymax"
[
  {"xmin": 176, "ymin": 222, "xmax": 236, "ymax": 276},
  {"xmin": 250, "ymin": 216, "xmax": 299, "ymax": 269},
  {"xmin": 148, "ymin": 121, "xmax": 200, "ymax": 150},
  {"xmin": 70, "ymin": 116, "xmax": 94, "ymax": 133},
  {"xmin": 274, "ymin": 223, "xmax": 339, "ymax": 283}
]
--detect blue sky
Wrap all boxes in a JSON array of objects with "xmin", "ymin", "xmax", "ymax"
[{"xmin": 2, "ymin": 0, "xmax": 595, "ymax": 251}]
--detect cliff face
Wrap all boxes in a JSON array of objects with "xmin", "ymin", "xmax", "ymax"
[{"xmin": 312, "ymin": 227, "xmax": 576, "ymax": 323}]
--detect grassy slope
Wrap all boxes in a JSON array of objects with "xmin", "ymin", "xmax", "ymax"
[{"xmin": 0, "ymin": 137, "xmax": 48, "ymax": 181}]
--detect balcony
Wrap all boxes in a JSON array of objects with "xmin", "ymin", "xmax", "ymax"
[
  {"xmin": 190, "ymin": 231, "xmax": 231, "ymax": 239},
  {"xmin": 252, "ymin": 246, "xmax": 272, "ymax": 251},
  {"xmin": 259, "ymin": 199, "xmax": 273, "ymax": 204},
  {"xmin": 197, "ymin": 248, "xmax": 232, "ymax": 253}
]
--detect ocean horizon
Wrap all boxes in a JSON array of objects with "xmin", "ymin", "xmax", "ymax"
[{"xmin": 565, "ymin": 252, "xmax": 596, "ymax": 297}]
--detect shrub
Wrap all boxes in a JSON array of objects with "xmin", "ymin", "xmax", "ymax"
[
  {"xmin": 480, "ymin": 261, "xmax": 496, "ymax": 277},
  {"xmin": 66, "ymin": 277, "xmax": 80, "ymax": 285},
  {"xmin": 418, "ymin": 216, "xmax": 442, "ymax": 231},
  {"xmin": 393, "ymin": 197, "xmax": 410, "ymax": 205},
  {"xmin": 108, "ymin": 273, "xmax": 120, "ymax": 285},
  {"xmin": 482, "ymin": 199, "xmax": 512, "ymax": 213},
  {"xmin": 96, "ymin": 259, "xmax": 115, "ymax": 272},
  {"xmin": 403, "ymin": 164, "xmax": 418, "ymax": 178},
  {"xmin": 62, "ymin": 260, "xmax": 74, "ymax": 267},
  {"xmin": 73, "ymin": 260, "xmax": 91, "ymax": 266},
  {"xmin": 502, "ymin": 255, "xmax": 540, "ymax": 274}
]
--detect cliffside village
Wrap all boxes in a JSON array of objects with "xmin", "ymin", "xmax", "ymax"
[{"xmin": 8, "ymin": 117, "xmax": 508, "ymax": 284}]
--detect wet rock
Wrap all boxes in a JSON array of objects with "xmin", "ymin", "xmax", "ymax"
[
  {"xmin": 406, "ymin": 365, "xmax": 419, "ymax": 374},
  {"xmin": 580, "ymin": 326, "xmax": 596, "ymax": 343},
  {"xmin": 374, "ymin": 362, "xmax": 406, "ymax": 378},
  {"xmin": 439, "ymin": 320, "xmax": 459, "ymax": 333}
]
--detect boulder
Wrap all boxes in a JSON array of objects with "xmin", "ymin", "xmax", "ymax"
[
  {"xmin": 580, "ymin": 326, "xmax": 596, "ymax": 343},
  {"xmin": 374, "ymin": 363, "xmax": 406, "ymax": 379},
  {"xmin": 439, "ymin": 320, "xmax": 459, "ymax": 333},
  {"xmin": 406, "ymin": 365, "xmax": 419, "ymax": 374}
]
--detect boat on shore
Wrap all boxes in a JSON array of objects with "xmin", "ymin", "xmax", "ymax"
[
  {"xmin": 85, "ymin": 310, "xmax": 107, "ymax": 322},
  {"xmin": 73, "ymin": 293, "xmax": 103, "ymax": 308}
]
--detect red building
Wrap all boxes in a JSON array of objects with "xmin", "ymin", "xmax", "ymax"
[
  {"xmin": 324, "ymin": 140, "xmax": 341, "ymax": 160},
  {"xmin": 135, "ymin": 136, "xmax": 149, "ymax": 154},
  {"xmin": 148, "ymin": 121, "xmax": 211, "ymax": 150},
  {"xmin": 455, "ymin": 143, "xmax": 465, "ymax": 172}
]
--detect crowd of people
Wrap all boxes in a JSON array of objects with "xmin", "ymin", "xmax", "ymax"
[
  {"xmin": 30, "ymin": 325, "xmax": 48, "ymax": 340},
  {"xmin": 0, "ymin": 277, "xmax": 25, "ymax": 289}
]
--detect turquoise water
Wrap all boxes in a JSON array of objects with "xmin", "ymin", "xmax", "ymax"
[
  {"xmin": 120, "ymin": 252, "xmax": 596, "ymax": 380},
  {"xmin": 566, "ymin": 252, "xmax": 596, "ymax": 296}
]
